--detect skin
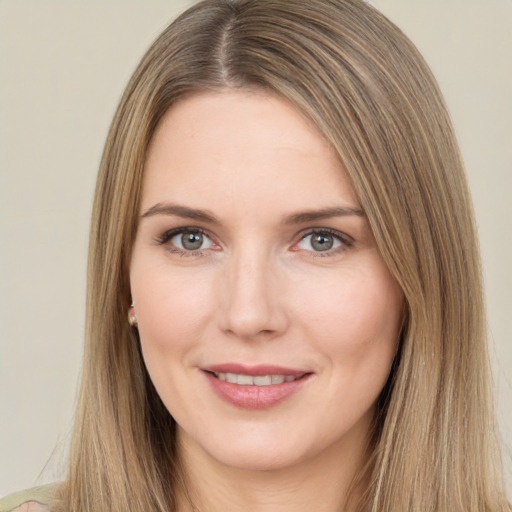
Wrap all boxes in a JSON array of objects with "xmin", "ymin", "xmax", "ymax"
[{"xmin": 130, "ymin": 90, "xmax": 403, "ymax": 512}]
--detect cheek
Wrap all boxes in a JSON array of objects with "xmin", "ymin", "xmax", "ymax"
[
  {"xmin": 130, "ymin": 263, "xmax": 215, "ymax": 355},
  {"xmin": 298, "ymin": 265, "xmax": 402, "ymax": 368}
]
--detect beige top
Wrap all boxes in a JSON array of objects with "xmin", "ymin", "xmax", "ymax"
[{"xmin": 0, "ymin": 484, "xmax": 57, "ymax": 512}]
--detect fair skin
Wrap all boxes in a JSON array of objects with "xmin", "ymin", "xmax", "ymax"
[{"xmin": 130, "ymin": 90, "xmax": 403, "ymax": 512}]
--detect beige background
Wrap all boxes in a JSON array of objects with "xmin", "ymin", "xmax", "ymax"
[{"xmin": 0, "ymin": 0, "xmax": 510, "ymax": 497}]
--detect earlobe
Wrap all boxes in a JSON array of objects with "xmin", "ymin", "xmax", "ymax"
[{"xmin": 128, "ymin": 303, "xmax": 138, "ymax": 328}]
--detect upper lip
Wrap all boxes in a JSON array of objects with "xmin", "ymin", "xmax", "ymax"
[{"xmin": 203, "ymin": 363, "xmax": 310, "ymax": 377}]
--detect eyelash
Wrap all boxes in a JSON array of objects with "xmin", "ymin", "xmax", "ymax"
[
  {"xmin": 296, "ymin": 228, "xmax": 353, "ymax": 257},
  {"xmin": 155, "ymin": 227, "xmax": 213, "ymax": 257},
  {"xmin": 155, "ymin": 227, "xmax": 353, "ymax": 257}
]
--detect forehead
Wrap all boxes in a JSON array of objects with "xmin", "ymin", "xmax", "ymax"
[{"xmin": 142, "ymin": 89, "xmax": 360, "ymax": 215}]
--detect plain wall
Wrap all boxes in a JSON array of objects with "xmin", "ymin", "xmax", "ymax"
[{"xmin": 1, "ymin": 0, "xmax": 511, "ymax": 497}]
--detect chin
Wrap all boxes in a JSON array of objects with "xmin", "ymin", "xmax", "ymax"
[
  {"xmin": 178, "ymin": 420, "xmax": 316, "ymax": 471},
  {"xmin": 208, "ymin": 443, "xmax": 309, "ymax": 472}
]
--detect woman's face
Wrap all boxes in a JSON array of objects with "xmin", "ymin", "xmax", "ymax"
[{"xmin": 130, "ymin": 90, "xmax": 403, "ymax": 471}]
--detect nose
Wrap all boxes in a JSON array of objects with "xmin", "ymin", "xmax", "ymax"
[{"xmin": 217, "ymin": 248, "xmax": 289, "ymax": 340}]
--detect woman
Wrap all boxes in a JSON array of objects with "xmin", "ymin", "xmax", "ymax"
[{"xmin": 1, "ymin": 0, "xmax": 509, "ymax": 511}]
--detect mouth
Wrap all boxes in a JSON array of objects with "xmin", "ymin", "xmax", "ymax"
[
  {"xmin": 207, "ymin": 371, "xmax": 305, "ymax": 386},
  {"xmin": 202, "ymin": 364, "xmax": 313, "ymax": 409}
]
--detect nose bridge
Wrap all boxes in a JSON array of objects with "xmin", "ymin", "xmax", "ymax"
[{"xmin": 219, "ymin": 243, "xmax": 285, "ymax": 339}]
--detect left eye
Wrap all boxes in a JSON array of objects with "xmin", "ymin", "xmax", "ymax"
[
  {"xmin": 170, "ymin": 230, "xmax": 214, "ymax": 251},
  {"xmin": 297, "ymin": 231, "xmax": 343, "ymax": 252}
]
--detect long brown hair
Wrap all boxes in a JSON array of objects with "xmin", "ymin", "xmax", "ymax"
[{"xmin": 55, "ymin": 1, "xmax": 510, "ymax": 511}]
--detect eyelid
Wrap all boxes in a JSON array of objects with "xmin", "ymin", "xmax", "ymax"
[
  {"xmin": 154, "ymin": 225, "xmax": 353, "ymax": 257},
  {"xmin": 157, "ymin": 226, "xmax": 205, "ymax": 243},
  {"xmin": 155, "ymin": 226, "xmax": 219, "ymax": 255},
  {"xmin": 292, "ymin": 228, "xmax": 354, "ymax": 256}
]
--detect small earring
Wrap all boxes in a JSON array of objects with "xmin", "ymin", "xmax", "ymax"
[{"xmin": 128, "ymin": 303, "xmax": 138, "ymax": 328}]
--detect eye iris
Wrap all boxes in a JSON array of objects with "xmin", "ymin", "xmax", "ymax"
[
  {"xmin": 311, "ymin": 233, "xmax": 334, "ymax": 251},
  {"xmin": 181, "ymin": 232, "xmax": 203, "ymax": 250}
]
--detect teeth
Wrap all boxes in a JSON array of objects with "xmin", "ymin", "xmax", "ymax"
[
  {"xmin": 213, "ymin": 372, "xmax": 299, "ymax": 386},
  {"xmin": 226, "ymin": 373, "xmax": 237, "ymax": 383},
  {"xmin": 253, "ymin": 375, "xmax": 272, "ymax": 386},
  {"xmin": 237, "ymin": 374, "xmax": 254, "ymax": 385}
]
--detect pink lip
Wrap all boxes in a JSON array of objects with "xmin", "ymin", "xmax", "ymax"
[
  {"xmin": 205, "ymin": 363, "xmax": 307, "ymax": 377},
  {"xmin": 202, "ymin": 363, "xmax": 312, "ymax": 410}
]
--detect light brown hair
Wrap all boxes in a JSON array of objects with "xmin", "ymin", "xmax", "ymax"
[{"xmin": 55, "ymin": 1, "xmax": 510, "ymax": 511}]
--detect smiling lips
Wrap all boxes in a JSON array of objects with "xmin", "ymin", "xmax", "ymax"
[
  {"xmin": 212, "ymin": 372, "xmax": 300, "ymax": 385},
  {"xmin": 203, "ymin": 364, "xmax": 312, "ymax": 409}
]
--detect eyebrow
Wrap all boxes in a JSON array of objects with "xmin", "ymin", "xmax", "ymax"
[
  {"xmin": 282, "ymin": 206, "xmax": 365, "ymax": 224},
  {"xmin": 140, "ymin": 202, "xmax": 364, "ymax": 225},
  {"xmin": 141, "ymin": 203, "xmax": 219, "ymax": 223}
]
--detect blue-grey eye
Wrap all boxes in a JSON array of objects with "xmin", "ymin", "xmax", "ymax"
[
  {"xmin": 170, "ymin": 230, "xmax": 213, "ymax": 251},
  {"xmin": 298, "ymin": 232, "xmax": 342, "ymax": 252}
]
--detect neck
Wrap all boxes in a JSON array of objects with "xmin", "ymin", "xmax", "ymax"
[{"xmin": 175, "ymin": 426, "xmax": 372, "ymax": 512}]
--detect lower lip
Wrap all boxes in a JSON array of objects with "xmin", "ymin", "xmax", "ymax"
[{"xmin": 204, "ymin": 372, "xmax": 311, "ymax": 410}]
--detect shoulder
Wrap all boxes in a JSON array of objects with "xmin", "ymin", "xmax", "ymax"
[{"xmin": 0, "ymin": 484, "xmax": 58, "ymax": 512}]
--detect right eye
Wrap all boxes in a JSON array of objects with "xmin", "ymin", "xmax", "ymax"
[{"xmin": 158, "ymin": 228, "xmax": 215, "ymax": 254}]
